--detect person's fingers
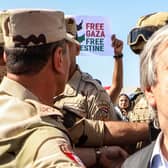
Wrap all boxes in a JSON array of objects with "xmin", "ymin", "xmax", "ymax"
[
  {"xmin": 105, "ymin": 146, "xmax": 129, "ymax": 159},
  {"xmin": 112, "ymin": 39, "xmax": 123, "ymax": 49},
  {"xmin": 111, "ymin": 34, "xmax": 116, "ymax": 41},
  {"xmin": 115, "ymin": 40, "xmax": 123, "ymax": 48}
]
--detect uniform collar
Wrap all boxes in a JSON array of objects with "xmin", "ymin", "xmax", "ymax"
[
  {"xmin": 0, "ymin": 76, "xmax": 39, "ymax": 101},
  {"xmin": 68, "ymin": 65, "xmax": 82, "ymax": 88},
  {"xmin": 63, "ymin": 65, "xmax": 82, "ymax": 96}
]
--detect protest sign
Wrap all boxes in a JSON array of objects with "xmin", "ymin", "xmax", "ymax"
[{"xmin": 73, "ymin": 15, "xmax": 113, "ymax": 56}]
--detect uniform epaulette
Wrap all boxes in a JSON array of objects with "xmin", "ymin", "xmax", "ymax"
[
  {"xmin": 81, "ymin": 72, "xmax": 104, "ymax": 90},
  {"xmin": 25, "ymin": 99, "xmax": 63, "ymax": 117},
  {"xmin": 25, "ymin": 99, "xmax": 72, "ymax": 143}
]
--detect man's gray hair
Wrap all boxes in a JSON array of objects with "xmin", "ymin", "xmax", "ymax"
[{"xmin": 140, "ymin": 24, "xmax": 168, "ymax": 90}]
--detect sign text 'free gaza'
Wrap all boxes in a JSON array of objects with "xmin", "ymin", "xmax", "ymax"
[{"xmin": 74, "ymin": 15, "xmax": 113, "ymax": 56}]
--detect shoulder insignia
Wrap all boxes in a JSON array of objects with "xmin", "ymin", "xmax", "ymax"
[
  {"xmin": 60, "ymin": 143, "xmax": 85, "ymax": 167},
  {"xmin": 97, "ymin": 102, "xmax": 110, "ymax": 113},
  {"xmin": 93, "ymin": 102, "xmax": 111, "ymax": 120},
  {"xmin": 81, "ymin": 72, "xmax": 103, "ymax": 90}
]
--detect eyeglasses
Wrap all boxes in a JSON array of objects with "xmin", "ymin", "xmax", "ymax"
[{"xmin": 127, "ymin": 26, "xmax": 159, "ymax": 46}]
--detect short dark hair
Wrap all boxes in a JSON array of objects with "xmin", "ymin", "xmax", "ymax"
[
  {"xmin": 5, "ymin": 39, "xmax": 67, "ymax": 75},
  {"xmin": 118, "ymin": 93, "xmax": 130, "ymax": 100}
]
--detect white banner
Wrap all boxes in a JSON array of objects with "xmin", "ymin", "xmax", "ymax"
[{"xmin": 73, "ymin": 15, "xmax": 113, "ymax": 56}]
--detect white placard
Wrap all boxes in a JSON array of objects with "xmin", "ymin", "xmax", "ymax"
[{"xmin": 74, "ymin": 15, "xmax": 113, "ymax": 56}]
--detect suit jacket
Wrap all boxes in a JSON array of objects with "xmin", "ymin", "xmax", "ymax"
[{"xmin": 122, "ymin": 141, "xmax": 155, "ymax": 168}]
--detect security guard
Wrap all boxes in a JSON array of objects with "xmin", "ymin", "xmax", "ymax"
[
  {"xmin": 0, "ymin": 11, "xmax": 140, "ymax": 168},
  {"xmin": 54, "ymin": 16, "xmax": 124, "ymax": 123},
  {"xmin": 128, "ymin": 12, "xmax": 168, "ymax": 54},
  {"xmin": 53, "ymin": 16, "xmax": 156, "ymax": 156},
  {"xmin": 0, "ymin": 9, "xmax": 85, "ymax": 168},
  {"xmin": 123, "ymin": 12, "xmax": 168, "ymax": 150},
  {"xmin": 127, "ymin": 12, "xmax": 168, "ymax": 123}
]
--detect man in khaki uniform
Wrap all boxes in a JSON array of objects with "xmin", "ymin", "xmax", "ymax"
[
  {"xmin": 0, "ymin": 9, "xmax": 86, "ymax": 168},
  {"xmin": 54, "ymin": 16, "xmax": 123, "ymax": 122},
  {"xmin": 53, "ymin": 17, "xmax": 159, "ymax": 165},
  {"xmin": 54, "ymin": 17, "xmax": 150, "ymax": 144},
  {"xmin": 122, "ymin": 23, "xmax": 168, "ymax": 168},
  {"xmin": 127, "ymin": 12, "xmax": 168, "ymax": 123},
  {"xmin": 0, "ymin": 10, "xmax": 148, "ymax": 168},
  {"xmin": 123, "ymin": 13, "xmax": 168, "ymax": 150}
]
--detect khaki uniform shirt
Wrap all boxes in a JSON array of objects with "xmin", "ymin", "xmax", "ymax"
[
  {"xmin": 54, "ymin": 66, "xmax": 116, "ymax": 121},
  {"xmin": 54, "ymin": 67, "xmax": 114, "ymax": 147},
  {"xmin": 0, "ymin": 77, "xmax": 85, "ymax": 168},
  {"xmin": 128, "ymin": 92, "xmax": 154, "ymax": 123}
]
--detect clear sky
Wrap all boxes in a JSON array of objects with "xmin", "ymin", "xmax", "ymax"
[{"xmin": 0, "ymin": 0, "xmax": 167, "ymax": 88}]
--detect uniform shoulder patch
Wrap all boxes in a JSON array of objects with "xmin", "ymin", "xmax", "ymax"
[
  {"xmin": 81, "ymin": 72, "xmax": 104, "ymax": 90},
  {"xmin": 60, "ymin": 143, "xmax": 85, "ymax": 167},
  {"xmin": 93, "ymin": 101, "xmax": 111, "ymax": 120}
]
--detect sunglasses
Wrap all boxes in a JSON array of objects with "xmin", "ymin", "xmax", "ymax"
[{"xmin": 128, "ymin": 26, "xmax": 159, "ymax": 45}]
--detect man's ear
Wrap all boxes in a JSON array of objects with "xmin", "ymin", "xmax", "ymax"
[
  {"xmin": 145, "ymin": 86, "xmax": 156, "ymax": 108},
  {"xmin": 3, "ymin": 51, "xmax": 7, "ymax": 64},
  {"xmin": 52, "ymin": 47, "xmax": 64, "ymax": 74}
]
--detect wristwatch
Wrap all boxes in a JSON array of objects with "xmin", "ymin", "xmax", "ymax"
[{"xmin": 113, "ymin": 53, "xmax": 123, "ymax": 59}]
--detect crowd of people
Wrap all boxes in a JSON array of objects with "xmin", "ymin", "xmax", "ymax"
[{"xmin": 0, "ymin": 9, "xmax": 167, "ymax": 168}]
